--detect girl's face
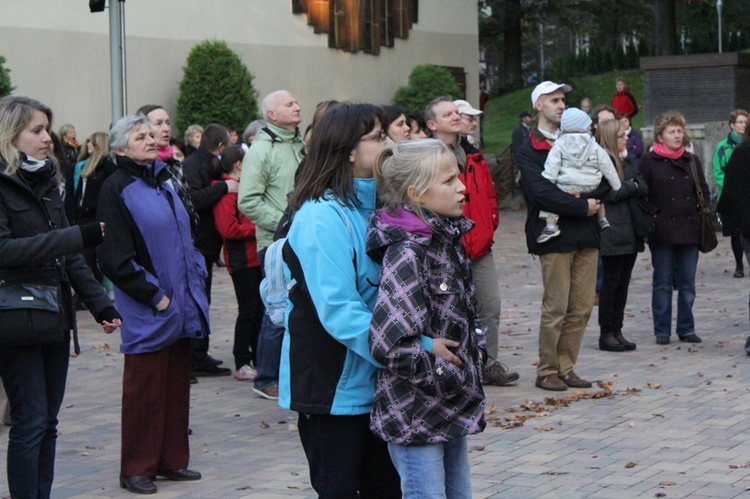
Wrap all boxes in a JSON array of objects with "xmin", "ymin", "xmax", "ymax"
[
  {"xmin": 350, "ymin": 123, "xmax": 391, "ymax": 178},
  {"xmin": 411, "ymin": 153, "xmax": 465, "ymax": 218},
  {"xmin": 409, "ymin": 122, "xmax": 428, "ymax": 140},
  {"xmin": 658, "ymin": 124, "xmax": 684, "ymax": 151},
  {"xmin": 86, "ymin": 139, "xmax": 95, "ymax": 155},
  {"xmin": 617, "ymin": 129, "xmax": 628, "ymax": 152},
  {"xmin": 14, "ymin": 110, "xmax": 52, "ymax": 161},
  {"xmin": 619, "ymin": 116, "xmax": 630, "ymax": 129},
  {"xmin": 387, "ymin": 114, "xmax": 410, "ymax": 143},
  {"xmin": 172, "ymin": 145, "xmax": 185, "ymax": 162},
  {"xmin": 147, "ymin": 108, "xmax": 171, "ymax": 148}
]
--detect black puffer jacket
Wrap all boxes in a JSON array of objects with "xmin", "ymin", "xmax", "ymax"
[
  {"xmin": 600, "ymin": 157, "xmax": 647, "ymax": 255},
  {"xmin": 0, "ymin": 164, "xmax": 117, "ymax": 348}
]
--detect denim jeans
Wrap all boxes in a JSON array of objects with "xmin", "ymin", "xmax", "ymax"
[
  {"xmin": 297, "ymin": 413, "xmax": 401, "ymax": 498},
  {"xmin": 650, "ymin": 244, "xmax": 699, "ymax": 338},
  {"xmin": 0, "ymin": 339, "xmax": 70, "ymax": 499},
  {"xmin": 388, "ymin": 436, "xmax": 472, "ymax": 499}
]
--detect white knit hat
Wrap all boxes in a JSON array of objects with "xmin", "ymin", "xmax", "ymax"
[{"xmin": 561, "ymin": 107, "xmax": 592, "ymax": 131}]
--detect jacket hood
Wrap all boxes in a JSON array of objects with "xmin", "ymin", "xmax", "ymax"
[
  {"xmin": 557, "ymin": 131, "xmax": 598, "ymax": 163},
  {"xmin": 366, "ymin": 205, "xmax": 474, "ymax": 262}
]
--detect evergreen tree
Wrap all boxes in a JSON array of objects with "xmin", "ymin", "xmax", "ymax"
[
  {"xmin": 175, "ymin": 40, "xmax": 258, "ymax": 136},
  {"xmin": 0, "ymin": 56, "xmax": 13, "ymax": 99},
  {"xmin": 392, "ymin": 65, "xmax": 462, "ymax": 114}
]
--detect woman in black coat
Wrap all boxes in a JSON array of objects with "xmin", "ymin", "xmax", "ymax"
[
  {"xmin": 595, "ymin": 119, "xmax": 648, "ymax": 352},
  {"xmin": 639, "ymin": 111, "xmax": 708, "ymax": 345},
  {"xmin": 0, "ymin": 95, "xmax": 121, "ymax": 499},
  {"xmin": 716, "ymin": 127, "xmax": 750, "ymax": 354}
]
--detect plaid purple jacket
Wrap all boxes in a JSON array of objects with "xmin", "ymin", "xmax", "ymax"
[{"xmin": 366, "ymin": 208, "xmax": 486, "ymax": 445}]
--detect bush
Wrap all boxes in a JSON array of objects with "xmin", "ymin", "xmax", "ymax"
[
  {"xmin": 392, "ymin": 65, "xmax": 462, "ymax": 114},
  {"xmin": 175, "ymin": 40, "xmax": 258, "ymax": 136},
  {"xmin": 0, "ymin": 56, "xmax": 13, "ymax": 99}
]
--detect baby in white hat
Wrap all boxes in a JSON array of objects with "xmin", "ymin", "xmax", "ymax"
[{"xmin": 537, "ymin": 107, "xmax": 622, "ymax": 243}]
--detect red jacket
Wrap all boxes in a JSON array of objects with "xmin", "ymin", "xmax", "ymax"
[
  {"xmin": 212, "ymin": 175, "xmax": 259, "ymax": 273},
  {"xmin": 459, "ymin": 138, "xmax": 499, "ymax": 259},
  {"xmin": 611, "ymin": 90, "xmax": 638, "ymax": 118}
]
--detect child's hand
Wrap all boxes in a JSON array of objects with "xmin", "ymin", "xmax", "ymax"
[{"xmin": 432, "ymin": 338, "xmax": 464, "ymax": 368}]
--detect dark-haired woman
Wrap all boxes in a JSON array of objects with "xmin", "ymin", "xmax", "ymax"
[
  {"xmin": 279, "ymin": 103, "xmax": 401, "ymax": 497},
  {"xmin": 212, "ymin": 145, "xmax": 263, "ymax": 380},
  {"xmin": 0, "ymin": 95, "xmax": 120, "ymax": 499},
  {"xmin": 382, "ymin": 105, "xmax": 411, "ymax": 143}
]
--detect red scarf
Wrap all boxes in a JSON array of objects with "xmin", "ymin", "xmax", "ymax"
[{"xmin": 652, "ymin": 142, "xmax": 684, "ymax": 160}]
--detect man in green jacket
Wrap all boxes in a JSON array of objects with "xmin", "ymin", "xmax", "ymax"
[
  {"xmin": 713, "ymin": 109, "xmax": 748, "ymax": 278},
  {"xmin": 238, "ymin": 90, "xmax": 303, "ymax": 400}
]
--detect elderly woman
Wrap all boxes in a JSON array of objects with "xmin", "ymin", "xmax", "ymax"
[
  {"xmin": 97, "ymin": 114, "xmax": 209, "ymax": 494},
  {"xmin": 183, "ymin": 124, "xmax": 203, "ymax": 158},
  {"xmin": 639, "ymin": 111, "xmax": 708, "ymax": 345},
  {"xmin": 0, "ymin": 95, "xmax": 120, "ymax": 498}
]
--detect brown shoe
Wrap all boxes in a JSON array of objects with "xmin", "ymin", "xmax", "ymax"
[
  {"xmin": 559, "ymin": 371, "xmax": 592, "ymax": 388},
  {"xmin": 535, "ymin": 374, "xmax": 568, "ymax": 391}
]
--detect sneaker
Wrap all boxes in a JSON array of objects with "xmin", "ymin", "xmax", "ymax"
[
  {"xmin": 598, "ymin": 218, "xmax": 611, "ymax": 230},
  {"xmin": 483, "ymin": 362, "xmax": 520, "ymax": 386},
  {"xmin": 559, "ymin": 371, "xmax": 592, "ymax": 388},
  {"xmin": 192, "ymin": 365, "xmax": 232, "ymax": 377},
  {"xmin": 234, "ymin": 365, "xmax": 257, "ymax": 381},
  {"xmin": 536, "ymin": 227, "xmax": 561, "ymax": 244},
  {"xmin": 253, "ymin": 384, "xmax": 279, "ymax": 400},
  {"xmin": 535, "ymin": 374, "xmax": 567, "ymax": 391}
]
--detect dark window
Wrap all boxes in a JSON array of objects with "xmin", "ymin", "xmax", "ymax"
[{"xmin": 292, "ymin": 0, "xmax": 418, "ymax": 55}]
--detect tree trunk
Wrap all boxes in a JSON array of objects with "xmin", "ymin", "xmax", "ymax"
[
  {"xmin": 503, "ymin": 0, "xmax": 523, "ymax": 90},
  {"xmin": 654, "ymin": 0, "xmax": 678, "ymax": 55}
]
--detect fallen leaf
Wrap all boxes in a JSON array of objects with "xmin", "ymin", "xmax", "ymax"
[
  {"xmin": 260, "ymin": 421, "xmax": 270, "ymax": 429},
  {"xmin": 625, "ymin": 462, "xmax": 637, "ymax": 468},
  {"xmin": 81, "ymin": 452, "xmax": 91, "ymax": 457},
  {"xmin": 647, "ymin": 383, "xmax": 662, "ymax": 389},
  {"xmin": 535, "ymin": 425, "xmax": 553, "ymax": 432},
  {"xmin": 659, "ymin": 480, "xmax": 676, "ymax": 486}
]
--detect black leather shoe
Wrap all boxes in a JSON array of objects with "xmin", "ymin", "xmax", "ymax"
[
  {"xmin": 678, "ymin": 333, "xmax": 702, "ymax": 343},
  {"xmin": 656, "ymin": 336, "xmax": 670, "ymax": 345},
  {"xmin": 614, "ymin": 332, "xmax": 636, "ymax": 351},
  {"xmin": 120, "ymin": 475, "xmax": 157, "ymax": 494},
  {"xmin": 192, "ymin": 365, "xmax": 231, "ymax": 377},
  {"xmin": 599, "ymin": 337, "xmax": 625, "ymax": 352},
  {"xmin": 734, "ymin": 268, "xmax": 744, "ymax": 278},
  {"xmin": 156, "ymin": 468, "xmax": 202, "ymax": 481}
]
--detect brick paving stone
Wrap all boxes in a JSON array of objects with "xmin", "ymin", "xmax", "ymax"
[{"xmin": 4, "ymin": 209, "xmax": 750, "ymax": 498}]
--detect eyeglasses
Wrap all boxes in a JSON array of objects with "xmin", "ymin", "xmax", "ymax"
[{"xmin": 361, "ymin": 129, "xmax": 388, "ymax": 143}]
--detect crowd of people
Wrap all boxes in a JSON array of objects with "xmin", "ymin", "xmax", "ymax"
[{"xmin": 0, "ymin": 74, "xmax": 747, "ymax": 497}]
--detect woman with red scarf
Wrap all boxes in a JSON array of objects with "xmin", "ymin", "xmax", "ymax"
[{"xmin": 639, "ymin": 112, "xmax": 708, "ymax": 345}]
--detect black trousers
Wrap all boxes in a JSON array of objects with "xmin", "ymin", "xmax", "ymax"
[
  {"xmin": 297, "ymin": 413, "xmax": 402, "ymax": 499},
  {"xmin": 230, "ymin": 267, "xmax": 263, "ymax": 370},
  {"xmin": 191, "ymin": 254, "xmax": 214, "ymax": 370},
  {"xmin": 598, "ymin": 253, "xmax": 638, "ymax": 337}
]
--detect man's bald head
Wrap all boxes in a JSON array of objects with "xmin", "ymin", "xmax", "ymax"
[{"xmin": 261, "ymin": 90, "xmax": 301, "ymax": 130}]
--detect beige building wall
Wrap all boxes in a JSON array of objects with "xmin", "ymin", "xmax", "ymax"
[{"xmin": 0, "ymin": 0, "xmax": 478, "ymax": 138}]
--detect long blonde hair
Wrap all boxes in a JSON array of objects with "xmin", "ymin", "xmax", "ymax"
[
  {"xmin": 595, "ymin": 119, "xmax": 623, "ymax": 181},
  {"xmin": 0, "ymin": 95, "xmax": 57, "ymax": 177},
  {"xmin": 80, "ymin": 132, "xmax": 109, "ymax": 179}
]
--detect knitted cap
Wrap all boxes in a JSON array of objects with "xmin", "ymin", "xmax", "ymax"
[{"xmin": 561, "ymin": 107, "xmax": 592, "ymax": 131}]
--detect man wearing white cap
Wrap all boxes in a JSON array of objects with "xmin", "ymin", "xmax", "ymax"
[
  {"xmin": 423, "ymin": 96, "xmax": 520, "ymax": 386},
  {"xmin": 516, "ymin": 82, "xmax": 609, "ymax": 392}
]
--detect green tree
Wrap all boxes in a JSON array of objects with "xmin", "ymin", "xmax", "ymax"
[
  {"xmin": 175, "ymin": 40, "xmax": 258, "ymax": 136},
  {"xmin": 0, "ymin": 56, "xmax": 14, "ymax": 98},
  {"xmin": 392, "ymin": 65, "xmax": 462, "ymax": 114}
]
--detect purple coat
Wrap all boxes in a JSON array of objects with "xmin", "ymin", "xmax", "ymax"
[{"xmin": 366, "ymin": 207, "xmax": 486, "ymax": 446}]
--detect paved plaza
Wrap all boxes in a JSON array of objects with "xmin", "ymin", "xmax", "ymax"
[{"xmin": 2, "ymin": 209, "xmax": 750, "ymax": 498}]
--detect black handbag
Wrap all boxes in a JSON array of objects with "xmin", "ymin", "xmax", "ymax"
[
  {"xmin": 0, "ymin": 267, "xmax": 65, "ymax": 347},
  {"xmin": 688, "ymin": 157, "xmax": 718, "ymax": 254}
]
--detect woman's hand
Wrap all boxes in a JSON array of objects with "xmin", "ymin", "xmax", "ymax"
[
  {"xmin": 155, "ymin": 295, "xmax": 171, "ymax": 312},
  {"xmin": 432, "ymin": 338, "xmax": 464, "ymax": 368},
  {"xmin": 101, "ymin": 318, "xmax": 121, "ymax": 334}
]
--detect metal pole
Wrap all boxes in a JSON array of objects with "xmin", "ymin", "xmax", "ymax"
[
  {"xmin": 717, "ymin": 0, "xmax": 723, "ymax": 53},
  {"xmin": 108, "ymin": 0, "xmax": 126, "ymax": 122},
  {"xmin": 119, "ymin": 0, "xmax": 127, "ymax": 113}
]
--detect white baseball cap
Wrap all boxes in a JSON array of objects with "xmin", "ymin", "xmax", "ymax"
[
  {"xmin": 531, "ymin": 81, "xmax": 572, "ymax": 106},
  {"xmin": 453, "ymin": 99, "xmax": 482, "ymax": 116}
]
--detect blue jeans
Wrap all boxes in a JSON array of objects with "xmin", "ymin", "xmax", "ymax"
[
  {"xmin": 388, "ymin": 436, "xmax": 472, "ymax": 499},
  {"xmin": 650, "ymin": 244, "xmax": 699, "ymax": 338},
  {"xmin": 254, "ymin": 247, "xmax": 283, "ymax": 390},
  {"xmin": 0, "ymin": 339, "xmax": 70, "ymax": 499}
]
